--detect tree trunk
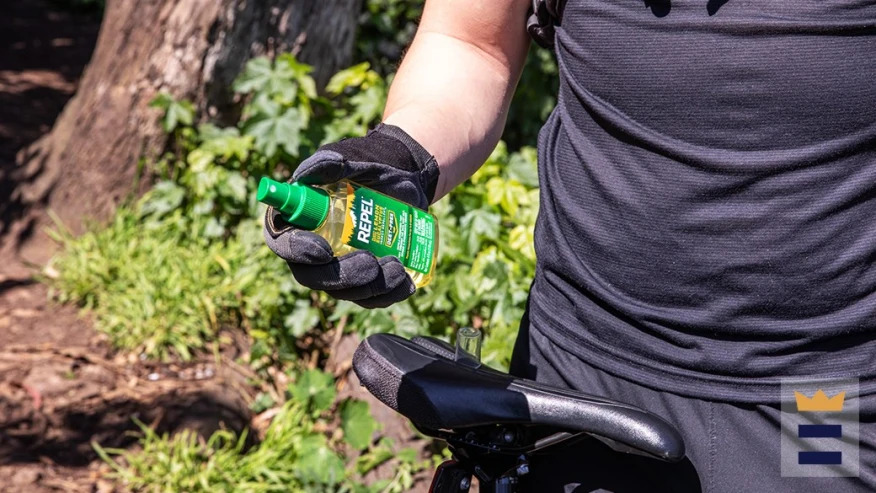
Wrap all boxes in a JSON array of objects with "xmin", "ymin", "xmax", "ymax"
[{"xmin": 4, "ymin": 0, "xmax": 361, "ymax": 264}]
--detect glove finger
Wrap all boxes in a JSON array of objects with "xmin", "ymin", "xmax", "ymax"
[
  {"xmin": 353, "ymin": 277, "xmax": 417, "ymax": 309},
  {"xmin": 292, "ymin": 150, "xmax": 348, "ymax": 184},
  {"xmin": 324, "ymin": 256, "xmax": 412, "ymax": 302},
  {"xmin": 289, "ymin": 249, "xmax": 381, "ymax": 291},
  {"xmin": 264, "ymin": 228, "xmax": 334, "ymax": 265},
  {"xmin": 294, "ymin": 149, "xmax": 422, "ymax": 202}
]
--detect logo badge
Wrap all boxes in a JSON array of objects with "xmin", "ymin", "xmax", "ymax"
[{"xmin": 781, "ymin": 378, "xmax": 859, "ymax": 477}]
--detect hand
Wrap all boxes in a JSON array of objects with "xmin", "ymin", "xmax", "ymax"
[{"xmin": 263, "ymin": 124, "xmax": 439, "ymax": 308}]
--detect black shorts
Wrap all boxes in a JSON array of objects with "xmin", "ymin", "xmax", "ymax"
[{"xmin": 509, "ymin": 316, "xmax": 876, "ymax": 492}]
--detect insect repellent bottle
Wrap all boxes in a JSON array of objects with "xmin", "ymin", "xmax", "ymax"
[{"xmin": 257, "ymin": 177, "xmax": 438, "ymax": 288}]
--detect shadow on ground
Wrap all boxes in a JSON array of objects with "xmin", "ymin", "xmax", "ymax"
[{"xmin": 0, "ymin": 346, "xmax": 257, "ymax": 474}]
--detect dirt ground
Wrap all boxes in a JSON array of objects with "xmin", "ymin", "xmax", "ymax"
[
  {"xmin": 0, "ymin": 3, "xmax": 258, "ymax": 491},
  {"xmin": 0, "ymin": 1, "xmax": 102, "ymax": 489}
]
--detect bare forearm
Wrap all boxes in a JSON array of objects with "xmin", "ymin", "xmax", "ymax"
[{"xmin": 382, "ymin": 1, "xmax": 530, "ymax": 201}]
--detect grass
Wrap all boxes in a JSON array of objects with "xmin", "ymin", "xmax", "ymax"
[
  {"xmin": 47, "ymin": 208, "xmax": 300, "ymax": 361},
  {"xmin": 95, "ymin": 403, "xmax": 342, "ymax": 492},
  {"xmin": 94, "ymin": 398, "xmax": 426, "ymax": 492}
]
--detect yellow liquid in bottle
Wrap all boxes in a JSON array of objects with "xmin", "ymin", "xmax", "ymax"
[{"xmin": 310, "ymin": 181, "xmax": 438, "ymax": 288}]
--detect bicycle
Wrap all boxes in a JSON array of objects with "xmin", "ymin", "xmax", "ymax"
[{"xmin": 352, "ymin": 332, "xmax": 685, "ymax": 493}]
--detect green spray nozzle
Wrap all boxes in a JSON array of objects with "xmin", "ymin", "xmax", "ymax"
[{"xmin": 257, "ymin": 177, "xmax": 330, "ymax": 230}]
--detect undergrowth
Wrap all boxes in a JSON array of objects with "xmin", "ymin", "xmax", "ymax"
[{"xmin": 95, "ymin": 370, "xmax": 430, "ymax": 492}]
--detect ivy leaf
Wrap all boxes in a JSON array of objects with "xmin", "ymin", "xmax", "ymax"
[
  {"xmin": 281, "ymin": 56, "xmax": 317, "ymax": 100},
  {"xmin": 234, "ymin": 55, "xmax": 315, "ymax": 104},
  {"xmin": 246, "ymin": 91, "xmax": 281, "ymax": 120},
  {"xmin": 486, "ymin": 177, "xmax": 528, "ymax": 217},
  {"xmin": 195, "ymin": 122, "xmax": 224, "ymax": 141},
  {"xmin": 148, "ymin": 92, "xmax": 174, "ymax": 110},
  {"xmin": 233, "ymin": 57, "xmax": 293, "ymax": 98},
  {"xmin": 219, "ymin": 172, "xmax": 248, "ymax": 203},
  {"xmin": 203, "ymin": 217, "xmax": 226, "ymax": 238},
  {"xmin": 350, "ymin": 308, "xmax": 396, "ymax": 336},
  {"xmin": 459, "ymin": 208, "xmax": 501, "ymax": 256},
  {"xmin": 325, "ymin": 62, "xmax": 372, "ymax": 95},
  {"xmin": 149, "ymin": 92, "xmax": 194, "ymax": 132},
  {"xmin": 289, "ymin": 369, "xmax": 336, "ymax": 413},
  {"xmin": 138, "ymin": 181, "xmax": 185, "ymax": 218},
  {"xmin": 249, "ymin": 392, "xmax": 274, "ymax": 413},
  {"xmin": 283, "ymin": 298, "xmax": 320, "ymax": 337},
  {"xmin": 243, "ymin": 107, "xmax": 306, "ymax": 158},
  {"xmin": 507, "ymin": 147, "xmax": 540, "ymax": 187},
  {"xmin": 340, "ymin": 399, "xmax": 378, "ymax": 450},
  {"xmin": 471, "ymin": 247, "xmax": 508, "ymax": 295},
  {"xmin": 199, "ymin": 126, "xmax": 254, "ymax": 162},
  {"xmin": 295, "ymin": 434, "xmax": 345, "ymax": 486},
  {"xmin": 356, "ymin": 437, "xmax": 395, "ymax": 474},
  {"xmin": 509, "ymin": 224, "xmax": 536, "ymax": 262},
  {"xmin": 186, "ymin": 148, "xmax": 215, "ymax": 172},
  {"xmin": 275, "ymin": 53, "xmax": 314, "ymax": 81},
  {"xmin": 320, "ymin": 112, "xmax": 362, "ymax": 144},
  {"xmin": 232, "ymin": 57, "xmax": 271, "ymax": 94},
  {"xmin": 348, "ymin": 84, "xmax": 386, "ymax": 126},
  {"xmin": 191, "ymin": 198, "xmax": 214, "ymax": 216}
]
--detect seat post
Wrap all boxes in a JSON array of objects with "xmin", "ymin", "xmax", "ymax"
[{"xmin": 479, "ymin": 476, "xmax": 520, "ymax": 493}]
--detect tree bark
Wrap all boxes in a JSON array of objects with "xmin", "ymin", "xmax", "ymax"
[{"xmin": 4, "ymin": 0, "xmax": 361, "ymax": 263}]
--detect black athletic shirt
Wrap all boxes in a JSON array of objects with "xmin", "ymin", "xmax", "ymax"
[{"xmin": 530, "ymin": 0, "xmax": 876, "ymax": 403}]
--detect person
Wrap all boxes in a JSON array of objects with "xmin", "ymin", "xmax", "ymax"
[{"xmin": 264, "ymin": 0, "xmax": 876, "ymax": 490}]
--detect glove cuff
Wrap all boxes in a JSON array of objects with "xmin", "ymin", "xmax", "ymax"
[{"xmin": 368, "ymin": 123, "xmax": 440, "ymax": 202}]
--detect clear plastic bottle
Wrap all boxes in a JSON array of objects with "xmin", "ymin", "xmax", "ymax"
[{"xmin": 258, "ymin": 177, "xmax": 438, "ymax": 288}]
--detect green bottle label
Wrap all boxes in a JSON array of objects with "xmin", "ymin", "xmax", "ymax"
[{"xmin": 341, "ymin": 183, "xmax": 435, "ymax": 274}]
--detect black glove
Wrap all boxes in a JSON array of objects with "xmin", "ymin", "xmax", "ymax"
[{"xmin": 263, "ymin": 124, "xmax": 440, "ymax": 308}]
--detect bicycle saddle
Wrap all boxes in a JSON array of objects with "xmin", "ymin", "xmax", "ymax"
[{"xmin": 353, "ymin": 333, "xmax": 685, "ymax": 462}]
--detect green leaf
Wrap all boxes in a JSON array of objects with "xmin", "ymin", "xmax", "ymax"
[
  {"xmin": 325, "ymin": 62, "xmax": 372, "ymax": 95},
  {"xmin": 243, "ymin": 107, "xmax": 306, "ymax": 158},
  {"xmin": 283, "ymin": 298, "xmax": 320, "ymax": 337},
  {"xmin": 219, "ymin": 172, "xmax": 248, "ymax": 203},
  {"xmin": 295, "ymin": 434, "xmax": 345, "ymax": 485},
  {"xmin": 150, "ymin": 93, "xmax": 195, "ymax": 132},
  {"xmin": 233, "ymin": 57, "xmax": 283, "ymax": 95},
  {"xmin": 397, "ymin": 447, "xmax": 418, "ymax": 464},
  {"xmin": 459, "ymin": 208, "xmax": 501, "ymax": 255},
  {"xmin": 186, "ymin": 148, "xmax": 215, "ymax": 172},
  {"xmin": 274, "ymin": 54, "xmax": 317, "ymax": 100},
  {"xmin": 199, "ymin": 126, "xmax": 254, "ymax": 162},
  {"xmin": 348, "ymin": 84, "xmax": 386, "ymax": 125},
  {"xmin": 289, "ymin": 369, "xmax": 336, "ymax": 412},
  {"xmin": 299, "ymin": 75, "xmax": 318, "ymax": 100},
  {"xmin": 355, "ymin": 438, "xmax": 394, "ymax": 474},
  {"xmin": 234, "ymin": 55, "xmax": 315, "ymax": 104},
  {"xmin": 507, "ymin": 147, "xmax": 539, "ymax": 187},
  {"xmin": 138, "ymin": 181, "xmax": 185, "ymax": 218},
  {"xmin": 148, "ymin": 92, "xmax": 173, "ymax": 110},
  {"xmin": 203, "ymin": 217, "xmax": 226, "ymax": 238},
  {"xmin": 340, "ymin": 399, "xmax": 378, "ymax": 450},
  {"xmin": 246, "ymin": 91, "xmax": 281, "ymax": 119},
  {"xmin": 249, "ymin": 392, "xmax": 275, "ymax": 413}
]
